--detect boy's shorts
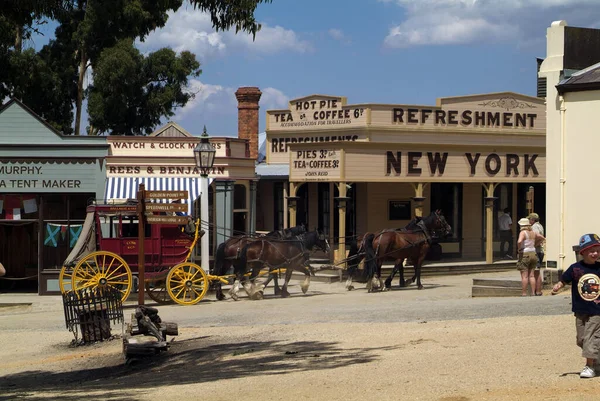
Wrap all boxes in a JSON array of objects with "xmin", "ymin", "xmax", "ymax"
[
  {"xmin": 517, "ymin": 252, "xmax": 538, "ymax": 271},
  {"xmin": 575, "ymin": 314, "xmax": 600, "ymax": 359}
]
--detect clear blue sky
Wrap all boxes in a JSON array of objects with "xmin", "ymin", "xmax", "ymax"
[{"xmin": 29, "ymin": 0, "xmax": 600, "ymax": 136}]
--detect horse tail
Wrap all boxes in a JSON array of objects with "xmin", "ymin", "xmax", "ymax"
[
  {"xmin": 214, "ymin": 242, "xmax": 226, "ymax": 276},
  {"xmin": 346, "ymin": 237, "xmax": 361, "ymax": 275},
  {"xmin": 363, "ymin": 233, "xmax": 377, "ymax": 280},
  {"xmin": 237, "ymin": 242, "xmax": 250, "ymax": 277}
]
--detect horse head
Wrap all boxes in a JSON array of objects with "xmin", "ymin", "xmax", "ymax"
[
  {"xmin": 429, "ymin": 209, "xmax": 452, "ymax": 238},
  {"xmin": 304, "ymin": 229, "xmax": 330, "ymax": 254}
]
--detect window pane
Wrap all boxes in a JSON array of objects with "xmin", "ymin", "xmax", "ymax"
[{"xmin": 234, "ymin": 184, "xmax": 246, "ymax": 209}]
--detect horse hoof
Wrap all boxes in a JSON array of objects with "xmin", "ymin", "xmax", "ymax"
[
  {"xmin": 229, "ymin": 292, "xmax": 239, "ymax": 301},
  {"xmin": 281, "ymin": 291, "xmax": 291, "ymax": 298},
  {"xmin": 405, "ymin": 279, "xmax": 414, "ymax": 286},
  {"xmin": 346, "ymin": 285, "xmax": 354, "ymax": 291},
  {"xmin": 418, "ymin": 285, "xmax": 424, "ymax": 290},
  {"xmin": 251, "ymin": 291, "xmax": 264, "ymax": 300},
  {"xmin": 216, "ymin": 293, "xmax": 226, "ymax": 301}
]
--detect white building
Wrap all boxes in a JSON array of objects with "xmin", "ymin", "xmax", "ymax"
[{"xmin": 539, "ymin": 20, "xmax": 600, "ymax": 270}]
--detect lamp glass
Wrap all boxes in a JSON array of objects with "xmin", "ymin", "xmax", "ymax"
[{"xmin": 194, "ymin": 138, "xmax": 216, "ymax": 169}]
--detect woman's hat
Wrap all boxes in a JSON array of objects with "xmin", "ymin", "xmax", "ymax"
[
  {"xmin": 527, "ymin": 213, "xmax": 539, "ymax": 220},
  {"xmin": 518, "ymin": 218, "xmax": 531, "ymax": 226},
  {"xmin": 579, "ymin": 233, "xmax": 600, "ymax": 254}
]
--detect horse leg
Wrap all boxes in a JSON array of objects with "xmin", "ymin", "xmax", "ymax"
[
  {"xmin": 297, "ymin": 264, "xmax": 311, "ymax": 294},
  {"xmin": 228, "ymin": 277, "xmax": 242, "ymax": 301},
  {"xmin": 414, "ymin": 255, "xmax": 426, "ymax": 290},
  {"xmin": 369, "ymin": 259, "xmax": 382, "ymax": 292},
  {"xmin": 384, "ymin": 263, "xmax": 399, "ymax": 289},
  {"xmin": 403, "ymin": 258, "xmax": 414, "ymax": 286},
  {"xmin": 280, "ymin": 265, "xmax": 295, "ymax": 298},
  {"xmin": 247, "ymin": 265, "xmax": 266, "ymax": 300},
  {"xmin": 215, "ymin": 260, "xmax": 230, "ymax": 301}
]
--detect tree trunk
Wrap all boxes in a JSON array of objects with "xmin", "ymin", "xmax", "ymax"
[
  {"xmin": 14, "ymin": 25, "xmax": 22, "ymax": 53},
  {"xmin": 74, "ymin": 49, "xmax": 87, "ymax": 136}
]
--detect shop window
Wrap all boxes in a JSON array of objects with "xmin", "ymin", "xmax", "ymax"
[
  {"xmin": 296, "ymin": 184, "xmax": 309, "ymax": 229},
  {"xmin": 234, "ymin": 184, "xmax": 247, "ymax": 210}
]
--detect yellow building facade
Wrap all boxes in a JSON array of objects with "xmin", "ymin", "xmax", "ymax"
[{"xmin": 256, "ymin": 92, "xmax": 546, "ymax": 264}]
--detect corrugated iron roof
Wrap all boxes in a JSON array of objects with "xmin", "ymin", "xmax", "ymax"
[{"xmin": 255, "ymin": 163, "xmax": 289, "ymax": 178}]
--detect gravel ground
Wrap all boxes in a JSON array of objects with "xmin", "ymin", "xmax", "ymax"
[{"xmin": 0, "ymin": 271, "xmax": 595, "ymax": 401}]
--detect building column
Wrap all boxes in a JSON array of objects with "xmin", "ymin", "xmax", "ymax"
[
  {"xmin": 249, "ymin": 180, "xmax": 257, "ymax": 235},
  {"xmin": 335, "ymin": 182, "xmax": 348, "ymax": 265},
  {"xmin": 411, "ymin": 183, "xmax": 428, "ymax": 217},
  {"xmin": 483, "ymin": 183, "xmax": 498, "ymax": 265},
  {"xmin": 287, "ymin": 182, "xmax": 299, "ymax": 227},
  {"xmin": 214, "ymin": 180, "xmax": 234, "ymax": 249}
]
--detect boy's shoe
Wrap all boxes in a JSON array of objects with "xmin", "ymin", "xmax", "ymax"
[{"xmin": 580, "ymin": 366, "xmax": 596, "ymax": 378}]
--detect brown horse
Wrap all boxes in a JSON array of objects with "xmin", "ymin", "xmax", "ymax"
[
  {"xmin": 346, "ymin": 211, "xmax": 452, "ymax": 292},
  {"xmin": 212, "ymin": 225, "xmax": 306, "ymax": 300},
  {"xmin": 230, "ymin": 230, "xmax": 330, "ymax": 300}
]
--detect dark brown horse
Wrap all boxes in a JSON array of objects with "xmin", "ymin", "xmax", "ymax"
[
  {"xmin": 231, "ymin": 230, "xmax": 330, "ymax": 300},
  {"xmin": 212, "ymin": 225, "xmax": 306, "ymax": 300},
  {"xmin": 345, "ymin": 211, "xmax": 452, "ymax": 292}
]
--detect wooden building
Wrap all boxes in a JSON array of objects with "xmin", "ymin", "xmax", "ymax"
[
  {"xmin": 0, "ymin": 99, "xmax": 108, "ymax": 294},
  {"xmin": 256, "ymin": 92, "xmax": 546, "ymax": 264}
]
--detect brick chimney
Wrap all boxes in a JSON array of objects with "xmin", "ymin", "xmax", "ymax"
[{"xmin": 235, "ymin": 87, "xmax": 262, "ymax": 160}]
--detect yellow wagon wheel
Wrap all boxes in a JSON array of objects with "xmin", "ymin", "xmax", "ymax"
[
  {"xmin": 145, "ymin": 277, "xmax": 174, "ymax": 305},
  {"xmin": 166, "ymin": 262, "xmax": 208, "ymax": 305},
  {"xmin": 71, "ymin": 251, "xmax": 132, "ymax": 303},
  {"xmin": 59, "ymin": 265, "xmax": 75, "ymax": 293}
]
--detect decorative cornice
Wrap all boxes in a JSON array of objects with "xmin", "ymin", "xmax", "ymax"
[{"xmin": 478, "ymin": 97, "xmax": 537, "ymax": 111}]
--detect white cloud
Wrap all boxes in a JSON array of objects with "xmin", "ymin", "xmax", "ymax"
[
  {"xmin": 138, "ymin": 7, "xmax": 311, "ymax": 60},
  {"xmin": 383, "ymin": 0, "xmax": 600, "ymax": 48},
  {"xmin": 171, "ymin": 81, "xmax": 290, "ymax": 135},
  {"xmin": 175, "ymin": 80, "xmax": 237, "ymax": 119},
  {"xmin": 260, "ymin": 87, "xmax": 290, "ymax": 110}
]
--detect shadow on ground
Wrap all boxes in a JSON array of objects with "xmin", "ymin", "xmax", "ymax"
[{"xmin": 0, "ymin": 337, "xmax": 387, "ymax": 400}]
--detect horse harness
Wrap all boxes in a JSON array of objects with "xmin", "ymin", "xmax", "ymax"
[
  {"xmin": 373, "ymin": 219, "xmax": 432, "ymax": 259},
  {"xmin": 246, "ymin": 235, "xmax": 312, "ymax": 270}
]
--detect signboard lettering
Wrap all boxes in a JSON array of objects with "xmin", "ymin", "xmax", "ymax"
[
  {"xmin": 108, "ymin": 165, "xmax": 225, "ymax": 176},
  {"xmin": 271, "ymin": 135, "xmax": 359, "ymax": 153},
  {"xmin": 269, "ymin": 96, "xmax": 366, "ymax": 131},
  {"xmin": 146, "ymin": 216, "xmax": 189, "ymax": 225},
  {"xmin": 392, "ymin": 108, "xmax": 538, "ymax": 128},
  {"xmin": 290, "ymin": 149, "xmax": 341, "ymax": 181},
  {"xmin": 145, "ymin": 190, "xmax": 188, "ymax": 200},
  {"xmin": 111, "ymin": 141, "xmax": 222, "ymax": 150},
  {"xmin": 0, "ymin": 164, "xmax": 85, "ymax": 190},
  {"xmin": 146, "ymin": 203, "xmax": 188, "ymax": 213},
  {"xmin": 385, "ymin": 151, "xmax": 539, "ymax": 177}
]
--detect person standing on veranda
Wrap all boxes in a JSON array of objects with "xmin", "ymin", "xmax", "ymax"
[
  {"xmin": 528, "ymin": 212, "xmax": 545, "ymax": 295},
  {"xmin": 498, "ymin": 208, "xmax": 513, "ymax": 259},
  {"xmin": 516, "ymin": 218, "xmax": 545, "ymax": 296}
]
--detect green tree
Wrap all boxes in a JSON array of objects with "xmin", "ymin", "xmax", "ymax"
[
  {"xmin": 87, "ymin": 39, "xmax": 201, "ymax": 135},
  {"xmin": 1, "ymin": 0, "xmax": 273, "ymax": 134}
]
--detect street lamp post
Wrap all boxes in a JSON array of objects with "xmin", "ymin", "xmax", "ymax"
[{"xmin": 193, "ymin": 126, "xmax": 216, "ymax": 273}]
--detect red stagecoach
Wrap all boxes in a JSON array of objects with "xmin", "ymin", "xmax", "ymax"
[{"xmin": 59, "ymin": 201, "xmax": 208, "ymax": 305}]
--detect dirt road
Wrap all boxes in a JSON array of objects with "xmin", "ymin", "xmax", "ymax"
[{"xmin": 0, "ymin": 272, "xmax": 595, "ymax": 401}]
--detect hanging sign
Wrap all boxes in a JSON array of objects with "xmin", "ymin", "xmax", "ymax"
[
  {"xmin": 146, "ymin": 216, "xmax": 189, "ymax": 225},
  {"xmin": 145, "ymin": 203, "xmax": 188, "ymax": 213},
  {"xmin": 145, "ymin": 190, "xmax": 188, "ymax": 200}
]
